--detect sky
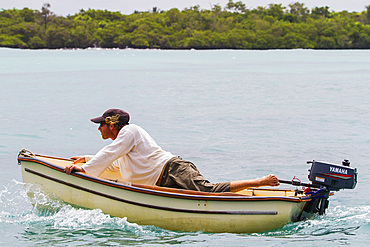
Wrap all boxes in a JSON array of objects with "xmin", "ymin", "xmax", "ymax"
[{"xmin": 0, "ymin": 0, "xmax": 369, "ymax": 16}]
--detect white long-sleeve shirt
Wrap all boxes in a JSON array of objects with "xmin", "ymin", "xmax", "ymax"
[{"xmin": 82, "ymin": 124, "xmax": 175, "ymax": 185}]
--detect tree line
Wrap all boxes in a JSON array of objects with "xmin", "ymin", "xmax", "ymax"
[{"xmin": 0, "ymin": 1, "xmax": 369, "ymax": 49}]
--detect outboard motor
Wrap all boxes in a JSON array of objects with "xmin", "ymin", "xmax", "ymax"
[
  {"xmin": 308, "ymin": 160, "xmax": 357, "ymax": 191},
  {"xmin": 304, "ymin": 160, "xmax": 357, "ymax": 215}
]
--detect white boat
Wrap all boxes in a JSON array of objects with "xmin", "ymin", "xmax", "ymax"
[{"xmin": 17, "ymin": 149, "xmax": 357, "ymax": 233}]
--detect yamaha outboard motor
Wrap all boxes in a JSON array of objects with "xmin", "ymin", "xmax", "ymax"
[
  {"xmin": 305, "ymin": 160, "xmax": 357, "ymax": 215},
  {"xmin": 280, "ymin": 159, "xmax": 357, "ymax": 217},
  {"xmin": 308, "ymin": 160, "xmax": 357, "ymax": 191}
]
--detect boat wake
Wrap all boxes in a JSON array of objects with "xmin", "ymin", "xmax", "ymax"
[
  {"xmin": 252, "ymin": 203, "xmax": 370, "ymax": 245},
  {"xmin": 0, "ymin": 180, "xmax": 174, "ymax": 241}
]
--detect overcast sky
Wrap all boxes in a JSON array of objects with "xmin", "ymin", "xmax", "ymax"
[{"xmin": 1, "ymin": 0, "xmax": 369, "ymax": 16}]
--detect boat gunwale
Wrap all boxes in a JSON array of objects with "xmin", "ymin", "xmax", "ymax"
[{"xmin": 18, "ymin": 155, "xmax": 313, "ymax": 202}]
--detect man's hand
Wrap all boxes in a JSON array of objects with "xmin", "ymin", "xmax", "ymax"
[
  {"xmin": 64, "ymin": 164, "xmax": 85, "ymax": 175},
  {"xmin": 70, "ymin": 156, "xmax": 86, "ymax": 164}
]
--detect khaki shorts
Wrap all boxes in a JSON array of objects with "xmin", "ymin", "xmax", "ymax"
[{"xmin": 158, "ymin": 157, "xmax": 230, "ymax": 193}]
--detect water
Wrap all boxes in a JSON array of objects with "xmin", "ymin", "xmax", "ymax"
[{"xmin": 0, "ymin": 48, "xmax": 369, "ymax": 246}]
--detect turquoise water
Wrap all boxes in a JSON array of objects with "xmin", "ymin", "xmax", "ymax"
[{"xmin": 0, "ymin": 48, "xmax": 369, "ymax": 246}]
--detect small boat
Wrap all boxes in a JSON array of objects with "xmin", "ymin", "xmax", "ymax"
[{"xmin": 17, "ymin": 149, "xmax": 357, "ymax": 233}]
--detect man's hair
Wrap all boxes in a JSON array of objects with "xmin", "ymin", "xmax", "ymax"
[
  {"xmin": 105, "ymin": 114, "xmax": 127, "ymax": 130},
  {"xmin": 91, "ymin": 109, "xmax": 130, "ymax": 130}
]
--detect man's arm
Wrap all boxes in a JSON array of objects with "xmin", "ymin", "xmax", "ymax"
[{"xmin": 81, "ymin": 129, "xmax": 135, "ymax": 176}]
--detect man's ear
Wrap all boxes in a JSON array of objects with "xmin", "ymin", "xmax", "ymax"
[{"xmin": 109, "ymin": 124, "xmax": 115, "ymax": 130}]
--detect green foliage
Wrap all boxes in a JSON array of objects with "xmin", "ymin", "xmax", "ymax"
[{"xmin": 0, "ymin": 2, "xmax": 369, "ymax": 49}]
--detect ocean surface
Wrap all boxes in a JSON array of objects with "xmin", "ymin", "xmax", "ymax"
[{"xmin": 0, "ymin": 48, "xmax": 369, "ymax": 246}]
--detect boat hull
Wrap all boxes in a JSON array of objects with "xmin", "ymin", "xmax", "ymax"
[{"xmin": 18, "ymin": 153, "xmax": 312, "ymax": 233}]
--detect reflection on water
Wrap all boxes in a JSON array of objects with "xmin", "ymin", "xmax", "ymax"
[{"xmin": 0, "ymin": 180, "xmax": 369, "ymax": 246}]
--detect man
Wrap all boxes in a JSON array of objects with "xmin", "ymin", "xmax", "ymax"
[{"xmin": 64, "ymin": 109, "xmax": 280, "ymax": 192}]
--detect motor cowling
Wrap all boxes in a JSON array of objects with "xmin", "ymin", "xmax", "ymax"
[{"xmin": 308, "ymin": 160, "xmax": 357, "ymax": 191}]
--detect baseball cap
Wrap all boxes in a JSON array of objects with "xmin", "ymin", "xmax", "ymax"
[{"xmin": 91, "ymin": 109, "xmax": 130, "ymax": 126}]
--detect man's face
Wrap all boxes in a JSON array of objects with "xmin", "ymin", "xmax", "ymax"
[{"xmin": 98, "ymin": 121, "xmax": 113, "ymax": 140}]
